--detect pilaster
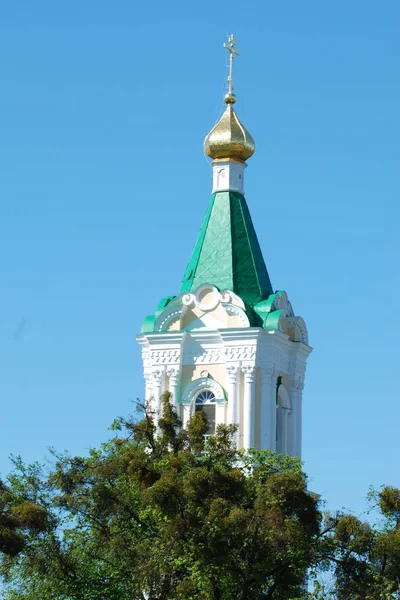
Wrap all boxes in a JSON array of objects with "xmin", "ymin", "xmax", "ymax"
[
  {"xmin": 242, "ymin": 365, "xmax": 256, "ymax": 449},
  {"xmin": 144, "ymin": 373, "xmax": 153, "ymax": 404},
  {"xmin": 226, "ymin": 364, "xmax": 240, "ymax": 446},
  {"xmin": 152, "ymin": 369, "xmax": 164, "ymax": 424},
  {"xmin": 166, "ymin": 367, "xmax": 180, "ymax": 413},
  {"xmin": 260, "ymin": 365, "xmax": 277, "ymax": 451},
  {"xmin": 226, "ymin": 364, "xmax": 240, "ymax": 425},
  {"xmin": 287, "ymin": 374, "xmax": 304, "ymax": 458}
]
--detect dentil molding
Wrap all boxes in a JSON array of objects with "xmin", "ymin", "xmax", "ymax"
[
  {"xmin": 184, "ymin": 345, "xmax": 256, "ymax": 365},
  {"xmin": 150, "ymin": 349, "xmax": 181, "ymax": 365}
]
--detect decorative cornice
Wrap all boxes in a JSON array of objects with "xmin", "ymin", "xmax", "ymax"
[
  {"xmin": 220, "ymin": 328, "xmax": 263, "ymax": 343},
  {"xmin": 183, "ymin": 344, "xmax": 257, "ymax": 365},
  {"xmin": 185, "ymin": 347, "xmax": 223, "ymax": 364},
  {"xmin": 225, "ymin": 346, "xmax": 256, "ymax": 361},
  {"xmin": 139, "ymin": 333, "xmax": 184, "ymax": 344},
  {"xmin": 151, "ymin": 349, "xmax": 180, "ymax": 365}
]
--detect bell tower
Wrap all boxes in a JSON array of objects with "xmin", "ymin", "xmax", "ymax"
[{"xmin": 137, "ymin": 35, "xmax": 311, "ymax": 457}]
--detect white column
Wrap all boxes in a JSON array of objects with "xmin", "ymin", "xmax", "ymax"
[
  {"xmin": 182, "ymin": 404, "xmax": 192, "ymax": 429},
  {"xmin": 260, "ymin": 366, "xmax": 276, "ymax": 451},
  {"xmin": 242, "ymin": 365, "xmax": 256, "ymax": 450},
  {"xmin": 215, "ymin": 401, "xmax": 225, "ymax": 429},
  {"xmin": 226, "ymin": 365, "xmax": 239, "ymax": 425},
  {"xmin": 166, "ymin": 367, "xmax": 180, "ymax": 413},
  {"xmin": 152, "ymin": 370, "xmax": 163, "ymax": 425},
  {"xmin": 288, "ymin": 375, "xmax": 304, "ymax": 458},
  {"xmin": 144, "ymin": 373, "xmax": 153, "ymax": 405}
]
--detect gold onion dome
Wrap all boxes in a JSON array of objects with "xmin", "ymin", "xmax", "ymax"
[
  {"xmin": 203, "ymin": 97, "xmax": 256, "ymax": 162},
  {"xmin": 203, "ymin": 33, "xmax": 255, "ymax": 163}
]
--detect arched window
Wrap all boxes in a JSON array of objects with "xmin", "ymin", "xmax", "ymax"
[
  {"xmin": 181, "ymin": 377, "xmax": 225, "ymax": 430},
  {"xmin": 276, "ymin": 380, "xmax": 291, "ymax": 454},
  {"xmin": 195, "ymin": 390, "xmax": 216, "ymax": 436},
  {"xmin": 217, "ymin": 168, "xmax": 227, "ymax": 188}
]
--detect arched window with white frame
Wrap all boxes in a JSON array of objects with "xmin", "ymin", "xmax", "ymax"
[
  {"xmin": 181, "ymin": 376, "xmax": 226, "ymax": 431},
  {"xmin": 276, "ymin": 378, "xmax": 291, "ymax": 454}
]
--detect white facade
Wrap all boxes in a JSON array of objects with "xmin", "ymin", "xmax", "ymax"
[
  {"xmin": 212, "ymin": 160, "xmax": 246, "ymax": 195},
  {"xmin": 137, "ymin": 284, "xmax": 311, "ymax": 457}
]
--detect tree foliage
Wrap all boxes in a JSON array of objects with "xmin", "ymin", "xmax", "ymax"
[
  {"xmin": 0, "ymin": 393, "xmax": 320, "ymax": 600},
  {"xmin": 2, "ymin": 393, "xmax": 400, "ymax": 599},
  {"xmin": 310, "ymin": 486, "xmax": 400, "ymax": 599},
  {"xmin": 0, "ymin": 475, "xmax": 48, "ymax": 558}
]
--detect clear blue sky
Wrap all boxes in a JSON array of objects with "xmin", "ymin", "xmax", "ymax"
[{"xmin": 1, "ymin": 0, "xmax": 399, "ymax": 518}]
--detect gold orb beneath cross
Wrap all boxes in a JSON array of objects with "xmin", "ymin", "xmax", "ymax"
[{"xmin": 203, "ymin": 103, "xmax": 256, "ymax": 162}]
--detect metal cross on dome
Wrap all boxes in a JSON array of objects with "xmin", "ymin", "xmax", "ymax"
[{"xmin": 224, "ymin": 33, "xmax": 240, "ymax": 97}]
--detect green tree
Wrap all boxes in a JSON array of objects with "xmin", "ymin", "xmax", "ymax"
[
  {"xmin": 0, "ymin": 392, "xmax": 320, "ymax": 600},
  {"xmin": 0, "ymin": 474, "xmax": 48, "ymax": 557},
  {"xmin": 309, "ymin": 487, "xmax": 400, "ymax": 599}
]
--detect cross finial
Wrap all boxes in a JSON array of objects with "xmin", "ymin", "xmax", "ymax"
[{"xmin": 223, "ymin": 33, "xmax": 240, "ymax": 103}]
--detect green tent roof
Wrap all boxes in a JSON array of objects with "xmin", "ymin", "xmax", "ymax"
[{"xmin": 180, "ymin": 191, "xmax": 273, "ymax": 306}]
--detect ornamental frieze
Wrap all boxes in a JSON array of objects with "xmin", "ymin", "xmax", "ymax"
[
  {"xmin": 182, "ymin": 345, "xmax": 256, "ymax": 364},
  {"xmin": 150, "ymin": 349, "xmax": 181, "ymax": 365}
]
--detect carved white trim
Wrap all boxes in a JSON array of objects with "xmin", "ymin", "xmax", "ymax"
[
  {"xmin": 242, "ymin": 365, "xmax": 256, "ymax": 383},
  {"xmin": 182, "ymin": 344, "xmax": 257, "ymax": 365},
  {"xmin": 181, "ymin": 377, "xmax": 226, "ymax": 406},
  {"xmin": 153, "ymin": 285, "xmax": 253, "ymax": 334},
  {"xmin": 286, "ymin": 301, "xmax": 294, "ymax": 317},
  {"xmin": 150, "ymin": 349, "xmax": 181, "ymax": 365},
  {"xmin": 221, "ymin": 291, "xmax": 232, "ymax": 304},
  {"xmin": 220, "ymin": 289, "xmax": 245, "ymax": 309},
  {"xmin": 182, "ymin": 293, "xmax": 195, "ymax": 307},
  {"xmin": 224, "ymin": 304, "xmax": 250, "ymax": 327},
  {"xmin": 225, "ymin": 346, "xmax": 256, "ymax": 361},
  {"xmin": 226, "ymin": 364, "xmax": 240, "ymax": 384},
  {"xmin": 143, "ymin": 373, "xmax": 154, "ymax": 404},
  {"xmin": 155, "ymin": 308, "xmax": 183, "ymax": 332},
  {"xmin": 142, "ymin": 349, "xmax": 152, "ymax": 368},
  {"xmin": 286, "ymin": 317, "xmax": 309, "ymax": 345},
  {"xmin": 294, "ymin": 376, "xmax": 305, "ymax": 392},
  {"xmin": 260, "ymin": 365, "xmax": 276, "ymax": 382},
  {"xmin": 271, "ymin": 292, "xmax": 296, "ymax": 320},
  {"xmin": 184, "ymin": 348, "xmax": 224, "ymax": 364},
  {"xmin": 152, "ymin": 370, "xmax": 164, "ymax": 386},
  {"xmin": 166, "ymin": 367, "xmax": 180, "ymax": 385},
  {"xmin": 195, "ymin": 284, "xmax": 220, "ymax": 311}
]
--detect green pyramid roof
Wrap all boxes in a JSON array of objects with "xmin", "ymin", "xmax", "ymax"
[{"xmin": 180, "ymin": 191, "xmax": 273, "ymax": 306}]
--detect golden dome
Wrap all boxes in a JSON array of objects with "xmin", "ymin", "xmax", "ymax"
[{"xmin": 203, "ymin": 100, "xmax": 255, "ymax": 162}]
